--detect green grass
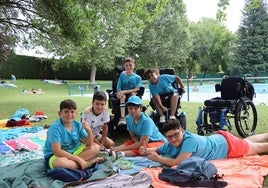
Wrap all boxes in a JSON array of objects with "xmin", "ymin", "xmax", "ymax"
[
  {"xmin": 1, "ymin": 79, "xmax": 268, "ymax": 185},
  {"xmin": 1, "ymin": 79, "xmax": 268, "ymax": 136}
]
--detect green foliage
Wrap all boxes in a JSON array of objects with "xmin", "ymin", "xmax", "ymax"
[
  {"xmin": 135, "ymin": 0, "xmax": 192, "ymax": 71},
  {"xmin": 189, "ymin": 18, "xmax": 234, "ymax": 77},
  {"xmin": 32, "ymin": 1, "xmax": 168, "ymax": 70},
  {"xmin": 230, "ymin": 0, "xmax": 268, "ymax": 76}
]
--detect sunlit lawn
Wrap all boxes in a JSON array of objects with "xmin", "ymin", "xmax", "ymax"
[
  {"xmin": 1, "ymin": 79, "xmax": 268, "ymax": 135},
  {"xmin": 1, "ymin": 79, "xmax": 268, "ymax": 185}
]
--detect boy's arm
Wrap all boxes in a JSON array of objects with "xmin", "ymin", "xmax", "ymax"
[
  {"xmin": 175, "ymin": 76, "xmax": 185, "ymax": 93},
  {"xmin": 148, "ymin": 151, "xmax": 192, "ymax": 167},
  {"xmin": 100, "ymin": 124, "xmax": 108, "ymax": 146},
  {"xmin": 82, "ymin": 121, "xmax": 94, "ymax": 146}
]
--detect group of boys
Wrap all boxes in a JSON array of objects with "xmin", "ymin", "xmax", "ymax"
[{"xmin": 44, "ymin": 57, "xmax": 268, "ymax": 172}]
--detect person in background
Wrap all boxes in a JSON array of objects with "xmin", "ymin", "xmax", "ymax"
[
  {"xmin": 193, "ymin": 85, "xmax": 199, "ymax": 92},
  {"xmin": 11, "ymin": 74, "xmax": 16, "ymax": 84},
  {"xmin": 140, "ymin": 119, "xmax": 268, "ymax": 167},
  {"xmin": 143, "ymin": 68, "xmax": 185, "ymax": 123},
  {"xmin": 116, "ymin": 57, "xmax": 142, "ymax": 126},
  {"xmin": 81, "ymin": 91, "xmax": 115, "ymax": 150},
  {"xmin": 43, "ymin": 99, "xmax": 104, "ymax": 170},
  {"xmin": 111, "ymin": 96, "xmax": 166, "ymax": 159}
]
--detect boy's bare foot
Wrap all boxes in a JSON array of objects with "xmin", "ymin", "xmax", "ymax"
[{"xmin": 84, "ymin": 157, "xmax": 106, "ymax": 169}]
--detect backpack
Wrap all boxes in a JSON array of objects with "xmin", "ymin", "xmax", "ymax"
[
  {"xmin": 245, "ymin": 80, "xmax": 255, "ymax": 100},
  {"xmin": 158, "ymin": 156, "xmax": 228, "ymax": 187},
  {"xmin": 47, "ymin": 163, "xmax": 99, "ymax": 182}
]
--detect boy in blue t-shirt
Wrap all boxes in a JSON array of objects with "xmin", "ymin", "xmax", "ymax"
[
  {"xmin": 111, "ymin": 96, "xmax": 166, "ymax": 158},
  {"xmin": 143, "ymin": 68, "xmax": 185, "ymax": 123},
  {"xmin": 43, "ymin": 99, "xmax": 104, "ymax": 170},
  {"xmin": 139, "ymin": 119, "xmax": 268, "ymax": 167},
  {"xmin": 116, "ymin": 57, "xmax": 142, "ymax": 126}
]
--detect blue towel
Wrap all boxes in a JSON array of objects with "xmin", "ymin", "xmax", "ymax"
[
  {"xmin": 118, "ymin": 156, "xmax": 161, "ymax": 175},
  {"xmin": 0, "ymin": 141, "xmax": 12, "ymax": 154},
  {"xmin": 0, "ymin": 126, "xmax": 43, "ymax": 141}
]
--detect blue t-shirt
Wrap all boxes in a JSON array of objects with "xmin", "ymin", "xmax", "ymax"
[
  {"xmin": 126, "ymin": 112, "xmax": 166, "ymax": 142},
  {"xmin": 157, "ymin": 131, "xmax": 228, "ymax": 160},
  {"xmin": 116, "ymin": 71, "xmax": 142, "ymax": 92},
  {"xmin": 43, "ymin": 118, "xmax": 87, "ymax": 159},
  {"xmin": 149, "ymin": 74, "xmax": 175, "ymax": 97}
]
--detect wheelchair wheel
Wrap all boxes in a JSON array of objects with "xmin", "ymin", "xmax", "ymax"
[{"xmin": 234, "ymin": 99, "xmax": 257, "ymax": 138}]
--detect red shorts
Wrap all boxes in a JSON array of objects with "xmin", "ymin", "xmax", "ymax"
[
  {"xmin": 216, "ymin": 130, "xmax": 249, "ymax": 158},
  {"xmin": 124, "ymin": 140, "xmax": 164, "ymax": 155}
]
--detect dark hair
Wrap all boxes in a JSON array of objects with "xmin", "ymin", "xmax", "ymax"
[
  {"xmin": 93, "ymin": 91, "xmax": 107, "ymax": 102},
  {"xmin": 143, "ymin": 68, "xmax": 158, "ymax": 80},
  {"xmin": 124, "ymin": 57, "xmax": 135, "ymax": 64},
  {"xmin": 60, "ymin": 99, "xmax": 77, "ymax": 111},
  {"xmin": 161, "ymin": 119, "xmax": 182, "ymax": 134}
]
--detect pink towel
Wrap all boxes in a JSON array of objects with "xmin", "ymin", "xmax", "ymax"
[
  {"xmin": 4, "ymin": 140, "xmax": 18, "ymax": 150},
  {"xmin": 17, "ymin": 138, "xmax": 40, "ymax": 150}
]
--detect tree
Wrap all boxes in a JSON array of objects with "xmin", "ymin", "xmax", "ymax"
[
  {"xmin": 134, "ymin": 0, "xmax": 192, "ymax": 72},
  {"xmin": 0, "ymin": 0, "xmax": 168, "ymax": 81},
  {"xmin": 189, "ymin": 18, "xmax": 234, "ymax": 78},
  {"xmin": 230, "ymin": 0, "xmax": 268, "ymax": 76}
]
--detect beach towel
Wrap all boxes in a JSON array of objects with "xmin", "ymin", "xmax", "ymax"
[
  {"xmin": 65, "ymin": 171, "xmax": 152, "ymax": 188},
  {"xmin": 142, "ymin": 155, "xmax": 268, "ymax": 188}
]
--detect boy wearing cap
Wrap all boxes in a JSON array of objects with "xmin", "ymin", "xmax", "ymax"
[{"xmin": 111, "ymin": 96, "xmax": 166, "ymax": 158}]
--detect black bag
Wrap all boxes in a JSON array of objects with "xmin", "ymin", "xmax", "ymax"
[{"xmin": 158, "ymin": 156, "xmax": 227, "ymax": 187}]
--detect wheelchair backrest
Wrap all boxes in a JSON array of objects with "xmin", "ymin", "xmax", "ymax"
[
  {"xmin": 218, "ymin": 76, "xmax": 247, "ymax": 100},
  {"xmin": 159, "ymin": 68, "xmax": 174, "ymax": 75},
  {"xmin": 111, "ymin": 65, "xmax": 124, "ymax": 93}
]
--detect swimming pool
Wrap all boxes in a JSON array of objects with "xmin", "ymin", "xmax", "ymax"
[{"xmin": 143, "ymin": 84, "xmax": 268, "ymax": 105}]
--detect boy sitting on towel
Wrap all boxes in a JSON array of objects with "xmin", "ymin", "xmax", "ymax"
[{"xmin": 43, "ymin": 99, "xmax": 104, "ymax": 170}]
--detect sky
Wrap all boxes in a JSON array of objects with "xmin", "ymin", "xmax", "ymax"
[{"xmin": 183, "ymin": 0, "xmax": 245, "ymax": 32}]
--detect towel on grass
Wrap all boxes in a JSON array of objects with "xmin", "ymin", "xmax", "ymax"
[
  {"xmin": 141, "ymin": 155, "xmax": 268, "ymax": 188},
  {"xmin": 0, "ymin": 126, "xmax": 43, "ymax": 141},
  {"xmin": 0, "ymin": 158, "xmax": 115, "ymax": 188}
]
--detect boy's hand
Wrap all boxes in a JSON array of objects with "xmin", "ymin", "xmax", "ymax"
[
  {"xmin": 147, "ymin": 151, "xmax": 159, "ymax": 162},
  {"xmin": 82, "ymin": 119, "xmax": 92, "ymax": 131},
  {"xmin": 139, "ymin": 140, "xmax": 147, "ymax": 156}
]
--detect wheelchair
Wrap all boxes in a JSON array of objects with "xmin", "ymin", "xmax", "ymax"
[
  {"xmin": 148, "ymin": 68, "xmax": 186, "ymax": 132},
  {"xmin": 106, "ymin": 65, "xmax": 145, "ymax": 136},
  {"xmin": 196, "ymin": 75, "xmax": 257, "ymax": 138}
]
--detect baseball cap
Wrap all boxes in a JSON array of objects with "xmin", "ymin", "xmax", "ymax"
[{"xmin": 125, "ymin": 96, "xmax": 142, "ymax": 106}]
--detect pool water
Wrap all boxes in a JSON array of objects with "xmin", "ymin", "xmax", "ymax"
[{"xmin": 143, "ymin": 84, "xmax": 268, "ymax": 105}]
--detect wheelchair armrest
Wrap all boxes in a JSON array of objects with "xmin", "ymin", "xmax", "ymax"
[
  {"xmin": 215, "ymin": 84, "xmax": 221, "ymax": 92},
  {"xmin": 137, "ymin": 86, "xmax": 145, "ymax": 97},
  {"xmin": 106, "ymin": 89, "xmax": 116, "ymax": 97}
]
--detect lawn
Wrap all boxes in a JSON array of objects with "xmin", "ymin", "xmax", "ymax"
[
  {"xmin": 1, "ymin": 79, "xmax": 268, "ymax": 185},
  {"xmin": 1, "ymin": 79, "xmax": 268, "ymax": 136}
]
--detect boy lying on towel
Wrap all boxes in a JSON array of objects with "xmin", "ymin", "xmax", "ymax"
[{"xmin": 140, "ymin": 119, "xmax": 268, "ymax": 167}]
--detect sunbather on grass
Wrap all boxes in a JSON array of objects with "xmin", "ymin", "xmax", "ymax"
[{"xmin": 140, "ymin": 119, "xmax": 268, "ymax": 167}]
